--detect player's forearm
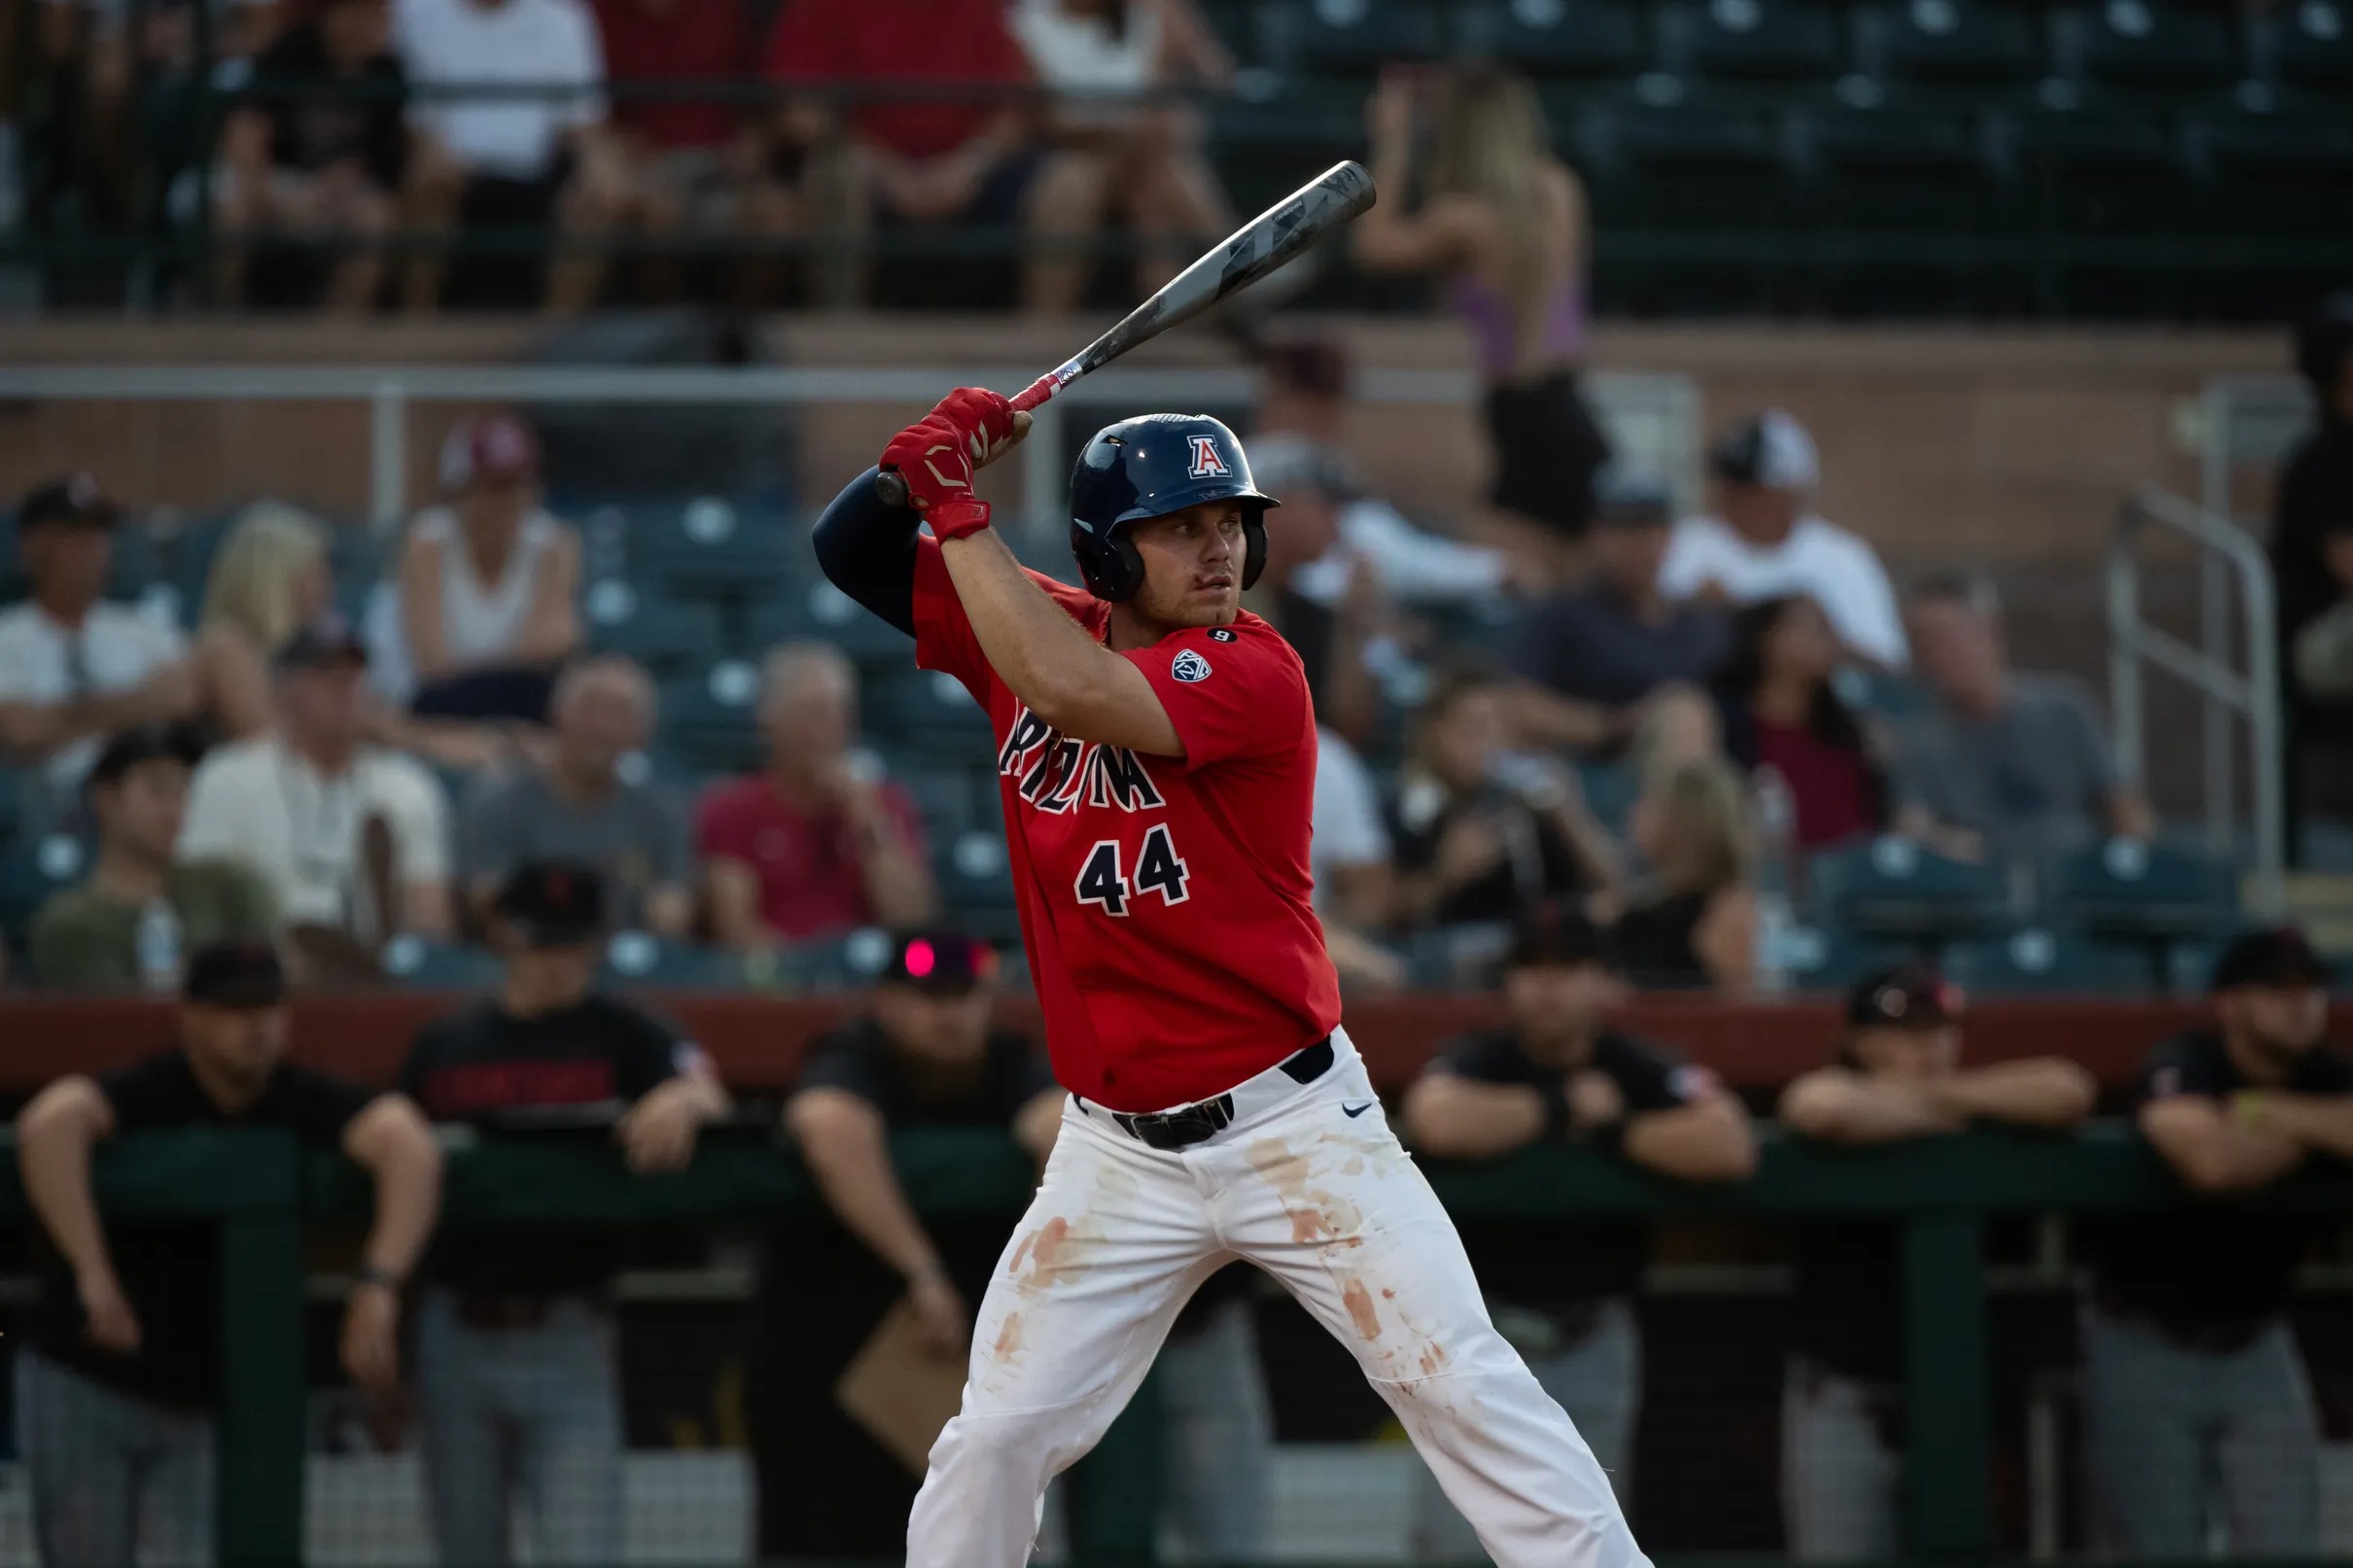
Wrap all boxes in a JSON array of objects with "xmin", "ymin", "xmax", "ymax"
[
  {"xmin": 800, "ymin": 1130, "xmax": 947, "ymax": 1278},
  {"xmin": 1510, "ymin": 684, "xmax": 1618, "ymax": 753},
  {"xmin": 1931, "ymin": 1060, "xmax": 2097, "ymax": 1129},
  {"xmin": 18, "ymin": 1087, "xmax": 115, "ymax": 1281},
  {"xmin": 1778, "ymin": 1072, "xmax": 1959, "ymax": 1144},
  {"xmin": 937, "ymin": 531, "xmax": 1164, "ymax": 746},
  {"xmin": 1402, "ymin": 1077, "xmax": 1548, "ymax": 1157},
  {"xmin": 2243, "ymin": 1093, "xmax": 2353, "ymax": 1162},
  {"xmin": 1624, "ymin": 1098, "xmax": 1757, "ymax": 1182},
  {"xmin": 2140, "ymin": 1100, "xmax": 2304, "ymax": 1192},
  {"xmin": 344, "ymin": 1097, "xmax": 443, "ymax": 1281},
  {"xmin": 812, "ymin": 465, "xmax": 922, "ymax": 636}
]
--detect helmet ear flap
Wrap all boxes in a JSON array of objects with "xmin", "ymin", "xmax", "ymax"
[
  {"xmin": 1240, "ymin": 510, "xmax": 1268, "ymax": 591},
  {"xmin": 1105, "ymin": 529, "xmax": 1146, "ymax": 603}
]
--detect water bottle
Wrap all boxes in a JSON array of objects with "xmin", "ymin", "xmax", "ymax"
[
  {"xmin": 134, "ymin": 898, "xmax": 184, "ymax": 993},
  {"xmin": 1751, "ymin": 767, "xmax": 1799, "ymax": 994}
]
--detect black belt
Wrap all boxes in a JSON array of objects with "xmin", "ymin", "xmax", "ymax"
[{"xmin": 1095, "ymin": 1036, "xmax": 1334, "ymax": 1152}]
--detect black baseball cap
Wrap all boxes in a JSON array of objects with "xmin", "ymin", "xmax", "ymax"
[
  {"xmin": 2209, "ymin": 925, "xmax": 2333, "ymax": 993},
  {"xmin": 183, "ymin": 940, "xmax": 287, "ymax": 1009},
  {"xmin": 883, "ymin": 928, "xmax": 1001, "ymax": 994},
  {"xmin": 493, "ymin": 861, "xmax": 607, "ymax": 947},
  {"xmin": 1846, "ymin": 961, "xmax": 1962, "ymax": 1030},
  {"xmin": 1591, "ymin": 462, "xmax": 1672, "ymax": 529},
  {"xmin": 273, "ymin": 614, "xmax": 369, "ymax": 672},
  {"xmin": 1504, "ymin": 901, "xmax": 1614, "ymax": 972},
  {"xmin": 19, "ymin": 471, "xmax": 118, "ymax": 533},
  {"xmin": 88, "ymin": 722, "xmax": 203, "ymax": 787}
]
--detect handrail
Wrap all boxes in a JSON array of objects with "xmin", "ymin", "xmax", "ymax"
[{"xmin": 2106, "ymin": 485, "xmax": 2283, "ymax": 914}]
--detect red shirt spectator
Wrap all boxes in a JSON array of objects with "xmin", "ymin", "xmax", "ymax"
[
  {"xmin": 1755, "ymin": 721, "xmax": 1879, "ymax": 852},
  {"xmin": 590, "ymin": 0, "xmax": 750, "ymax": 151},
  {"xmin": 763, "ymin": 0, "xmax": 1031, "ymax": 161},
  {"xmin": 695, "ymin": 774, "xmax": 928, "ymax": 940}
]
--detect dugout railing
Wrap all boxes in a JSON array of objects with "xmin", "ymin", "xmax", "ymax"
[{"xmin": 11, "ymin": 1121, "xmax": 2353, "ymax": 1568}]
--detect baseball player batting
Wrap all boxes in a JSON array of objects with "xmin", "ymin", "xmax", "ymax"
[{"xmin": 813, "ymin": 388, "xmax": 1650, "ymax": 1568}]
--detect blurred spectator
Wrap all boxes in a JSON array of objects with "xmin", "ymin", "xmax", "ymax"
[
  {"xmin": 401, "ymin": 861, "xmax": 729, "ymax": 1567},
  {"xmin": 387, "ymin": 415, "xmax": 581, "ymax": 721},
  {"xmin": 754, "ymin": 928, "xmax": 1061, "ymax": 1554},
  {"xmin": 1713, "ymin": 597, "xmax": 1892, "ymax": 854},
  {"xmin": 765, "ymin": 0, "xmax": 1077, "ymax": 311},
  {"xmin": 455, "ymin": 655, "xmax": 689, "ymax": 936},
  {"xmin": 2274, "ymin": 292, "xmax": 2353, "ymax": 844},
  {"xmin": 1511, "ymin": 465, "xmax": 1731, "ymax": 755},
  {"xmin": 1390, "ymin": 668, "xmax": 1621, "ymax": 930},
  {"xmin": 1239, "ymin": 446, "xmax": 1384, "ymax": 747},
  {"xmin": 1355, "ymin": 64, "xmax": 1611, "ymax": 568},
  {"xmin": 178, "ymin": 617, "xmax": 455, "ymax": 967},
  {"xmin": 1615, "ymin": 755, "xmax": 1757, "ymax": 992},
  {"xmin": 393, "ymin": 0, "xmax": 628, "ymax": 313},
  {"xmin": 1249, "ymin": 337, "xmax": 1513, "ymax": 608},
  {"xmin": 14, "ymin": 940, "xmax": 439, "ymax": 1568},
  {"xmin": 1312, "ymin": 724, "xmax": 1404, "ymax": 991},
  {"xmin": 28, "ymin": 724, "xmax": 275, "ymax": 992},
  {"xmin": 589, "ymin": 0, "xmax": 796, "ymax": 305},
  {"xmin": 214, "ymin": 0, "xmax": 405, "ymax": 311},
  {"xmin": 1898, "ymin": 575, "xmax": 2153, "ymax": 863},
  {"xmin": 1662, "ymin": 412, "xmax": 1908, "ymax": 670},
  {"xmin": 0, "ymin": 474, "xmax": 196, "ymax": 802},
  {"xmin": 192, "ymin": 502, "xmax": 333, "ymax": 739},
  {"xmin": 1402, "ymin": 901, "xmax": 1753, "ymax": 1555},
  {"xmin": 1009, "ymin": 0, "xmax": 1233, "ymax": 312},
  {"xmin": 2084, "ymin": 927, "xmax": 2352, "ymax": 1557},
  {"xmin": 1777, "ymin": 964, "xmax": 2092, "ymax": 1560},
  {"xmin": 698, "ymin": 643, "xmax": 933, "ymax": 951}
]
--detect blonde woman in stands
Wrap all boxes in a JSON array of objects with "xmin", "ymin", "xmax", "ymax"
[
  {"xmin": 193, "ymin": 503, "xmax": 336, "ymax": 739},
  {"xmin": 1354, "ymin": 62, "xmax": 1612, "ymax": 581},
  {"xmin": 1614, "ymin": 754, "xmax": 1759, "ymax": 992}
]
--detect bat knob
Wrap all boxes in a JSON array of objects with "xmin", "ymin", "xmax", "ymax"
[{"xmin": 873, "ymin": 469, "xmax": 913, "ymax": 509}]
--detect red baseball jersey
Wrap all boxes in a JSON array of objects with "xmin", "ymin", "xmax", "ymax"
[{"xmin": 911, "ymin": 539, "xmax": 1342, "ymax": 1113}]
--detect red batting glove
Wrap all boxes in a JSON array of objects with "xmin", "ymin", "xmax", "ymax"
[{"xmin": 879, "ymin": 415, "xmax": 992, "ymax": 540}]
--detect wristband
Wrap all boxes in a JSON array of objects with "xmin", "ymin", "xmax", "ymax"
[
  {"xmin": 1542, "ymin": 1079, "xmax": 1574, "ymax": 1141},
  {"xmin": 929, "ymin": 499, "xmax": 993, "ymax": 542}
]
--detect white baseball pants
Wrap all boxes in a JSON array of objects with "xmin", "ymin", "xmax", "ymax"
[{"xmin": 905, "ymin": 1028, "xmax": 1655, "ymax": 1568}]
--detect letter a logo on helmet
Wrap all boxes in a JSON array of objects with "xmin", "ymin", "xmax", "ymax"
[{"xmin": 1186, "ymin": 436, "xmax": 1230, "ymax": 479}]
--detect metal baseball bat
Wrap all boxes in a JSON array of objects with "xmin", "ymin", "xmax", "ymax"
[{"xmin": 873, "ymin": 159, "xmax": 1378, "ymax": 508}]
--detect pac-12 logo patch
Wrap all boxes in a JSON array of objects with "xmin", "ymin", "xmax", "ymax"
[
  {"xmin": 1172, "ymin": 648, "xmax": 1212, "ymax": 683},
  {"xmin": 1186, "ymin": 436, "xmax": 1230, "ymax": 478}
]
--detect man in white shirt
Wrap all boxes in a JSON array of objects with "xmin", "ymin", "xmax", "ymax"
[
  {"xmin": 1658, "ymin": 410, "xmax": 1910, "ymax": 670},
  {"xmin": 0, "ymin": 474, "xmax": 194, "ymax": 804},
  {"xmin": 1312, "ymin": 724, "xmax": 1404, "ymax": 990},
  {"xmin": 179, "ymin": 617, "xmax": 455, "ymax": 961},
  {"xmin": 393, "ymin": 0, "xmax": 634, "ymax": 313}
]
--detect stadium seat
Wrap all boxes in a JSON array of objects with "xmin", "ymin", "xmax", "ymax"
[
  {"xmin": 2188, "ymin": 110, "xmax": 2353, "ymax": 244},
  {"xmin": 104, "ymin": 522, "xmax": 165, "ymax": 601},
  {"xmin": 2265, "ymin": 0, "xmax": 2353, "ymax": 89},
  {"xmin": 1456, "ymin": 0, "xmax": 1651, "ymax": 80},
  {"xmin": 1264, "ymin": 0, "xmax": 1446, "ymax": 75},
  {"xmin": 379, "ymin": 936, "xmax": 504, "ymax": 990},
  {"xmin": 1942, "ymin": 927, "xmax": 2158, "ymax": 993},
  {"xmin": 742, "ymin": 580, "xmax": 915, "ymax": 668},
  {"xmin": 2043, "ymin": 835, "xmax": 2239, "ymax": 941},
  {"xmin": 1999, "ymin": 105, "xmax": 2190, "ymax": 312},
  {"xmin": 1859, "ymin": 0, "xmax": 2048, "ymax": 93},
  {"xmin": 655, "ymin": 661, "xmax": 764, "ymax": 777},
  {"xmin": 1793, "ymin": 98, "xmax": 2005, "ymax": 307},
  {"xmin": 936, "ymin": 829, "xmax": 1018, "ymax": 915},
  {"xmin": 866, "ymin": 669, "xmax": 996, "ymax": 758},
  {"xmin": 1808, "ymin": 835, "xmax": 2015, "ymax": 941},
  {"xmin": 0, "ymin": 829, "xmax": 88, "ymax": 944},
  {"xmin": 621, "ymin": 497, "xmax": 800, "ymax": 599},
  {"xmin": 0, "ymin": 767, "xmax": 29, "ymax": 846},
  {"xmin": 1668, "ymin": 0, "xmax": 1849, "ymax": 82},
  {"xmin": 2058, "ymin": 0, "xmax": 2241, "ymax": 95},
  {"xmin": 891, "ymin": 761, "xmax": 980, "ymax": 843},
  {"xmin": 599, "ymin": 932, "xmax": 748, "ymax": 990},
  {"xmin": 1773, "ymin": 923, "xmax": 1919, "ymax": 992},
  {"xmin": 584, "ymin": 584, "xmax": 725, "ymax": 679}
]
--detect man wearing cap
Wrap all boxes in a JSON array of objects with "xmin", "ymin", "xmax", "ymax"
[
  {"xmin": 1400, "ymin": 904, "xmax": 1757, "ymax": 1555},
  {"xmin": 383, "ymin": 414, "xmax": 580, "ymax": 721},
  {"xmin": 14, "ymin": 940, "xmax": 442, "ymax": 1568},
  {"xmin": 0, "ymin": 473, "xmax": 196, "ymax": 799},
  {"xmin": 399, "ymin": 859, "xmax": 730, "ymax": 1566},
  {"xmin": 179, "ymin": 615, "xmax": 455, "ymax": 958},
  {"xmin": 1658, "ymin": 411, "xmax": 1908, "ymax": 670},
  {"xmin": 29, "ymin": 723, "xmax": 276, "ymax": 991},
  {"xmin": 2081, "ymin": 927, "xmax": 2353, "ymax": 1556},
  {"xmin": 1777, "ymin": 964, "xmax": 2094, "ymax": 1559},
  {"xmin": 1510, "ymin": 463, "xmax": 1733, "ymax": 755},
  {"xmin": 755, "ymin": 927, "xmax": 1064, "ymax": 1554}
]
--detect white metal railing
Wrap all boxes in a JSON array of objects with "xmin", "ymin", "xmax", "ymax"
[
  {"xmin": 2106, "ymin": 485, "xmax": 2284, "ymax": 914},
  {"xmin": 0, "ymin": 364, "xmax": 1701, "ymax": 540}
]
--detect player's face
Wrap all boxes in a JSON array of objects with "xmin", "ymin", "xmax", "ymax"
[
  {"xmin": 875, "ymin": 982, "xmax": 993, "ymax": 1067},
  {"xmin": 2221, "ymin": 983, "xmax": 2329, "ymax": 1057},
  {"xmin": 181, "ymin": 1003, "xmax": 291, "ymax": 1090},
  {"xmin": 1505, "ymin": 960, "xmax": 1622, "ymax": 1043},
  {"xmin": 501, "ymin": 935, "xmax": 601, "ymax": 1007},
  {"xmin": 1850, "ymin": 1024, "xmax": 1959, "ymax": 1081},
  {"xmin": 1126, "ymin": 502, "xmax": 1247, "ymax": 629}
]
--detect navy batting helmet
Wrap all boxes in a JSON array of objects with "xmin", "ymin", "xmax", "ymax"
[{"xmin": 1068, "ymin": 414, "xmax": 1279, "ymax": 603}]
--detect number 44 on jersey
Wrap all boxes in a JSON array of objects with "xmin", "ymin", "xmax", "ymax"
[{"xmin": 1075, "ymin": 824, "xmax": 1191, "ymax": 917}]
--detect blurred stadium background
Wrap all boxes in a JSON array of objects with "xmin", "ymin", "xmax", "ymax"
[{"xmin": 0, "ymin": 0, "xmax": 2351, "ymax": 1562}]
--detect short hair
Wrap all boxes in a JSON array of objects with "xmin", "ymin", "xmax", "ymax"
[
  {"xmin": 1907, "ymin": 571, "xmax": 2000, "ymax": 618},
  {"xmin": 552, "ymin": 653, "xmax": 654, "ymax": 719},
  {"xmin": 759, "ymin": 641, "xmax": 856, "ymax": 708}
]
